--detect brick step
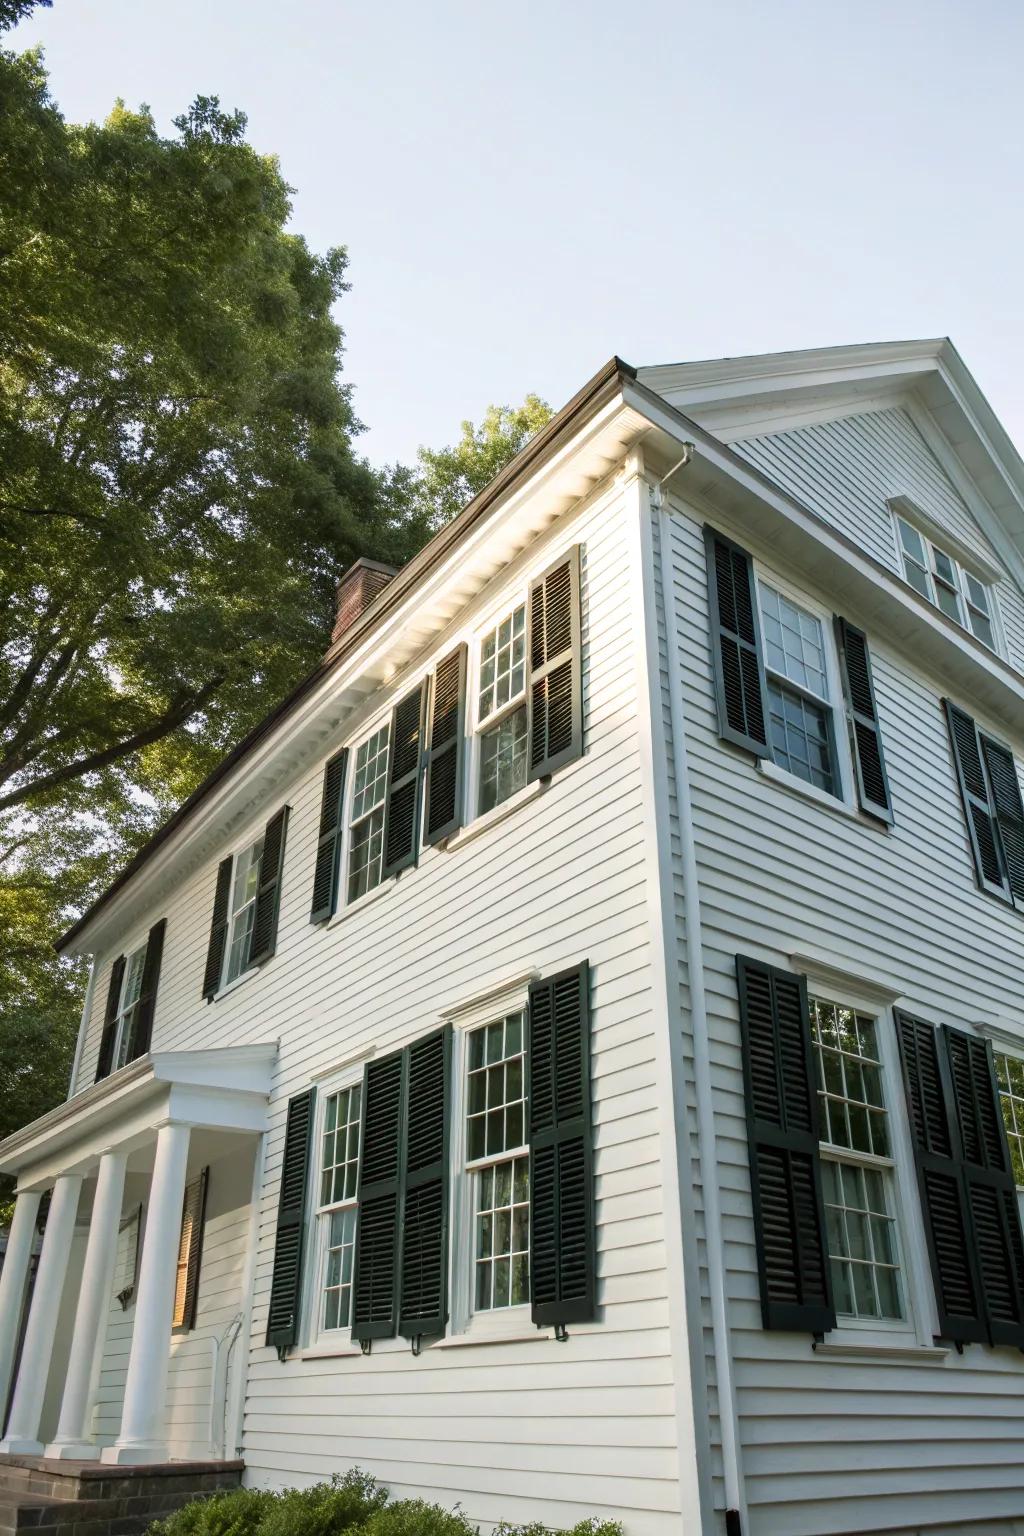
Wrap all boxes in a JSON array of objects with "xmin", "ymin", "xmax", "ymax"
[{"xmin": 0, "ymin": 1461, "xmax": 243, "ymax": 1536}]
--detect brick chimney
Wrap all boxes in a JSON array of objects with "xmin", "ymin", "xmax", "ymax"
[{"xmin": 331, "ymin": 557, "xmax": 399, "ymax": 646}]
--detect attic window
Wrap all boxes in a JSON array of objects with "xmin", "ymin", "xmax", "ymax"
[{"xmin": 894, "ymin": 514, "xmax": 995, "ymax": 650}]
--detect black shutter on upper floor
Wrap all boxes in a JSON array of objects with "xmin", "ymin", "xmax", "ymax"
[
  {"xmin": 528, "ymin": 961, "xmax": 596, "ymax": 1329},
  {"xmin": 130, "ymin": 918, "xmax": 166, "ymax": 1061},
  {"xmin": 95, "ymin": 954, "xmax": 126, "ymax": 1082},
  {"xmin": 527, "ymin": 546, "xmax": 583, "ymax": 782},
  {"xmin": 351, "ymin": 1049, "xmax": 404, "ymax": 1340},
  {"xmin": 248, "ymin": 806, "xmax": 289, "ymax": 966},
  {"xmin": 834, "ymin": 617, "xmax": 894, "ymax": 824},
  {"xmin": 310, "ymin": 750, "xmax": 349, "ymax": 923},
  {"xmin": 735, "ymin": 956, "xmax": 835, "ymax": 1334},
  {"xmin": 704, "ymin": 527, "xmax": 770, "ymax": 758},
  {"xmin": 398, "ymin": 1026, "xmax": 452, "ymax": 1338},
  {"xmin": 944, "ymin": 701, "xmax": 1009, "ymax": 898},
  {"xmin": 423, "ymin": 646, "xmax": 467, "ymax": 846},
  {"xmin": 202, "ymin": 857, "xmax": 233, "ymax": 1001},
  {"xmin": 265, "ymin": 1089, "xmax": 315, "ymax": 1359},
  {"xmin": 895, "ymin": 1010, "xmax": 985, "ymax": 1344},
  {"xmin": 980, "ymin": 736, "xmax": 1024, "ymax": 903},
  {"xmin": 382, "ymin": 682, "xmax": 427, "ymax": 878},
  {"xmin": 942, "ymin": 1026, "xmax": 1024, "ymax": 1347}
]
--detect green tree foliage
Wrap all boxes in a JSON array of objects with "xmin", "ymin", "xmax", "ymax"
[{"xmin": 399, "ymin": 395, "xmax": 553, "ymax": 536}]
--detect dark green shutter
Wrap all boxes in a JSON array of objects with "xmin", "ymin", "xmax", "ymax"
[
  {"xmin": 942, "ymin": 1027, "xmax": 1024, "ymax": 1347},
  {"xmin": 352, "ymin": 1049, "xmax": 404, "ymax": 1340},
  {"xmin": 735, "ymin": 956, "xmax": 834, "ymax": 1334},
  {"xmin": 176, "ymin": 1166, "xmax": 208, "ymax": 1335},
  {"xmin": 980, "ymin": 736, "xmax": 1024, "ymax": 903},
  {"xmin": 704, "ymin": 527, "xmax": 770, "ymax": 757},
  {"xmin": 382, "ymin": 682, "xmax": 427, "ymax": 877},
  {"xmin": 895, "ymin": 1010, "xmax": 984, "ymax": 1343},
  {"xmin": 95, "ymin": 955, "xmax": 126, "ymax": 1082},
  {"xmin": 834, "ymin": 618, "xmax": 893, "ymax": 824},
  {"xmin": 528, "ymin": 962, "xmax": 596, "ymax": 1328},
  {"xmin": 310, "ymin": 750, "xmax": 348, "ymax": 923},
  {"xmin": 424, "ymin": 647, "xmax": 467, "ymax": 845},
  {"xmin": 266, "ymin": 1090, "xmax": 314, "ymax": 1358},
  {"xmin": 202, "ymin": 858, "xmax": 233, "ymax": 1001},
  {"xmin": 399, "ymin": 1026, "xmax": 452, "ymax": 1338},
  {"xmin": 130, "ymin": 919, "xmax": 166, "ymax": 1061},
  {"xmin": 944, "ymin": 701, "xmax": 1008, "ymax": 897},
  {"xmin": 248, "ymin": 806, "xmax": 289, "ymax": 966},
  {"xmin": 527, "ymin": 546, "xmax": 583, "ymax": 781}
]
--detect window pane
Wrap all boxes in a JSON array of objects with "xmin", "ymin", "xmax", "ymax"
[
  {"xmin": 478, "ymin": 606, "xmax": 526, "ymax": 722},
  {"xmin": 932, "ymin": 548, "xmax": 957, "ymax": 586},
  {"xmin": 479, "ymin": 706, "xmax": 528, "ymax": 813},
  {"xmin": 352, "ymin": 725, "xmax": 390, "ymax": 822},
  {"xmin": 348, "ymin": 808, "xmax": 385, "ymax": 902},
  {"xmin": 767, "ymin": 682, "xmax": 836, "ymax": 795},
  {"xmin": 321, "ymin": 1084, "xmax": 362, "ymax": 1206},
  {"xmin": 968, "ymin": 606, "xmax": 995, "ymax": 649},
  {"xmin": 321, "ymin": 1206, "xmax": 357, "ymax": 1332},
  {"xmin": 995, "ymin": 1051, "xmax": 1024, "ymax": 1190},
  {"xmin": 811, "ymin": 997, "xmax": 890, "ymax": 1159},
  {"xmin": 904, "ymin": 559, "xmax": 932, "ymax": 599},
  {"xmin": 898, "ymin": 519, "xmax": 926, "ymax": 564},
  {"xmin": 759, "ymin": 584, "xmax": 828, "ymax": 698},
  {"xmin": 466, "ymin": 1013, "xmax": 528, "ymax": 1162},
  {"xmin": 934, "ymin": 579, "xmax": 962, "ymax": 623},
  {"xmin": 474, "ymin": 1153, "xmax": 530, "ymax": 1310}
]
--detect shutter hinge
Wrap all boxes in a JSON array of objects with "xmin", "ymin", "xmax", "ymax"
[
  {"xmin": 410, "ymin": 1334, "xmax": 423, "ymax": 1357},
  {"xmin": 553, "ymin": 1322, "xmax": 569, "ymax": 1343},
  {"xmin": 360, "ymin": 1337, "xmax": 373, "ymax": 1356},
  {"xmin": 275, "ymin": 1342, "xmax": 289, "ymax": 1363}
]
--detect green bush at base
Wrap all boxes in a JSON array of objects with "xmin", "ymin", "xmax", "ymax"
[{"xmin": 147, "ymin": 1471, "xmax": 622, "ymax": 1536}]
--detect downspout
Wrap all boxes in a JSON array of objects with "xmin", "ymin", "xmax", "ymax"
[
  {"xmin": 66, "ymin": 958, "xmax": 96, "ymax": 1099},
  {"xmin": 650, "ymin": 451, "xmax": 746, "ymax": 1536}
]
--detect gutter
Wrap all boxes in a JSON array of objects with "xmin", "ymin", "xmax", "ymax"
[{"xmin": 57, "ymin": 355, "xmax": 638, "ymax": 954}]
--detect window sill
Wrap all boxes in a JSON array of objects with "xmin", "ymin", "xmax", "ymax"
[
  {"xmin": 327, "ymin": 876, "xmax": 397, "ymax": 928},
  {"xmin": 434, "ymin": 1328, "xmax": 552, "ymax": 1350},
  {"xmin": 813, "ymin": 1339, "xmax": 949, "ymax": 1363},
  {"xmin": 210, "ymin": 967, "xmax": 259, "ymax": 1003},
  {"xmin": 756, "ymin": 759, "xmax": 877, "ymax": 826},
  {"xmin": 298, "ymin": 1342, "xmax": 362, "ymax": 1360},
  {"xmin": 444, "ymin": 780, "xmax": 547, "ymax": 853}
]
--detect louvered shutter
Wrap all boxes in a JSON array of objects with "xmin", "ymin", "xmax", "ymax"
[
  {"xmin": 382, "ymin": 682, "xmax": 427, "ymax": 877},
  {"xmin": 202, "ymin": 858, "xmax": 233, "ymax": 1001},
  {"xmin": 527, "ymin": 546, "xmax": 583, "ymax": 782},
  {"xmin": 834, "ymin": 618, "xmax": 894, "ymax": 824},
  {"xmin": 980, "ymin": 737, "xmax": 1024, "ymax": 903},
  {"xmin": 735, "ymin": 956, "xmax": 834, "ymax": 1333},
  {"xmin": 528, "ymin": 962, "xmax": 596, "ymax": 1328},
  {"xmin": 310, "ymin": 750, "xmax": 348, "ymax": 923},
  {"xmin": 248, "ymin": 806, "xmax": 289, "ymax": 966},
  {"xmin": 704, "ymin": 527, "xmax": 770, "ymax": 757},
  {"xmin": 895, "ymin": 1010, "xmax": 984, "ymax": 1343},
  {"xmin": 424, "ymin": 646, "xmax": 467, "ymax": 846},
  {"xmin": 174, "ymin": 1167, "xmax": 208, "ymax": 1334},
  {"xmin": 95, "ymin": 955, "xmax": 126, "ymax": 1082},
  {"xmin": 265, "ymin": 1090, "xmax": 315, "ymax": 1358},
  {"xmin": 942, "ymin": 1027, "xmax": 1024, "ymax": 1347},
  {"xmin": 129, "ymin": 919, "xmax": 166, "ymax": 1062},
  {"xmin": 399, "ymin": 1026, "xmax": 452, "ymax": 1338},
  {"xmin": 944, "ymin": 701, "xmax": 1008, "ymax": 897},
  {"xmin": 352, "ymin": 1050, "xmax": 404, "ymax": 1340}
]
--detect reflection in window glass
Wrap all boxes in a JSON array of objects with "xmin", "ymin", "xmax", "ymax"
[
  {"xmin": 479, "ymin": 606, "xmax": 526, "ymax": 722},
  {"xmin": 348, "ymin": 725, "xmax": 390, "ymax": 902},
  {"xmin": 466, "ymin": 1013, "xmax": 530, "ymax": 1311},
  {"xmin": 226, "ymin": 837, "xmax": 264, "ymax": 985},
  {"xmin": 480, "ymin": 706, "xmax": 528, "ymax": 813},
  {"xmin": 995, "ymin": 1052, "xmax": 1024, "ymax": 1189}
]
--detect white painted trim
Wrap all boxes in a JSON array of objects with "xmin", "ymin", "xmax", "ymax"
[
  {"xmin": 209, "ymin": 966, "xmax": 259, "ymax": 1004},
  {"xmin": 432, "ymin": 1328, "xmax": 551, "ymax": 1350},
  {"xmin": 67, "ymin": 959, "xmax": 96, "ymax": 1098},
  {"xmin": 812, "ymin": 1340, "xmax": 949, "ymax": 1363},
  {"xmin": 303, "ymin": 1064, "xmax": 364, "ymax": 1352},
  {"xmin": 789, "ymin": 955, "xmax": 903, "ymax": 1008},
  {"xmin": 225, "ymin": 1132, "xmax": 265, "ymax": 1461},
  {"xmin": 887, "ymin": 494, "xmax": 1003, "ymax": 585},
  {"xmin": 310, "ymin": 1044, "xmax": 377, "ymax": 1082},
  {"xmin": 326, "ymin": 874, "xmax": 396, "ymax": 928},
  {"xmin": 444, "ymin": 780, "xmax": 547, "ymax": 852},
  {"xmin": 440, "ymin": 969, "xmax": 539, "ymax": 1028}
]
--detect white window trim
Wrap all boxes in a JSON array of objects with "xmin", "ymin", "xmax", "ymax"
[
  {"xmin": 888, "ymin": 497, "xmax": 1004, "ymax": 656},
  {"xmin": 217, "ymin": 833, "xmax": 265, "ymax": 994},
  {"xmin": 753, "ymin": 561, "xmax": 856, "ymax": 811},
  {"xmin": 340, "ymin": 717, "xmax": 392, "ymax": 910},
  {"xmin": 467, "ymin": 595, "xmax": 530, "ymax": 824},
  {"xmin": 802, "ymin": 969, "xmax": 937, "ymax": 1349},
  {"xmin": 986, "ymin": 1036, "xmax": 1024, "ymax": 1202},
  {"xmin": 301, "ymin": 1063, "xmax": 364, "ymax": 1352},
  {"xmin": 111, "ymin": 944, "xmax": 147, "ymax": 1072},
  {"xmin": 445, "ymin": 978, "xmax": 535, "ymax": 1341}
]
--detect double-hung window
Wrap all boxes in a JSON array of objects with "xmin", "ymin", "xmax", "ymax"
[
  {"xmin": 312, "ymin": 1081, "xmax": 362, "ymax": 1338},
  {"xmin": 112, "ymin": 946, "xmax": 147, "ymax": 1071},
  {"xmin": 811, "ymin": 996, "xmax": 905, "ymax": 1323},
  {"xmin": 758, "ymin": 582, "xmax": 840, "ymax": 797},
  {"xmin": 465, "ymin": 1012, "xmax": 530, "ymax": 1311},
  {"xmin": 895, "ymin": 515, "xmax": 996, "ymax": 649},
  {"xmin": 225, "ymin": 836, "xmax": 264, "ymax": 985},
  {"xmin": 476, "ymin": 604, "xmax": 528, "ymax": 814},
  {"xmin": 995, "ymin": 1050, "xmax": 1024, "ymax": 1191},
  {"xmin": 347, "ymin": 724, "xmax": 390, "ymax": 902}
]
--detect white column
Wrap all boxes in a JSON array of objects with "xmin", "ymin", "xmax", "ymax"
[
  {"xmin": 0, "ymin": 1191, "xmax": 42, "ymax": 1427},
  {"xmin": 0, "ymin": 1174, "xmax": 83, "ymax": 1455},
  {"xmin": 45, "ymin": 1150, "xmax": 128, "ymax": 1459},
  {"xmin": 101, "ymin": 1123, "xmax": 190, "ymax": 1464}
]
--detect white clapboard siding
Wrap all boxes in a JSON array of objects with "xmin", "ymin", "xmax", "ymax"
[
  {"xmin": 663, "ymin": 491, "xmax": 1024, "ymax": 1536},
  {"xmin": 82, "ymin": 482, "xmax": 685, "ymax": 1536},
  {"xmin": 733, "ymin": 405, "xmax": 1024, "ymax": 674}
]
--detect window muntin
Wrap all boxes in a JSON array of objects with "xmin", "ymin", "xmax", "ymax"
[
  {"xmin": 759, "ymin": 583, "xmax": 839, "ymax": 797},
  {"xmin": 225, "ymin": 836, "xmax": 264, "ymax": 985},
  {"xmin": 995, "ymin": 1051, "xmax": 1024, "ymax": 1189},
  {"xmin": 810, "ymin": 996, "xmax": 904, "ymax": 1322},
  {"xmin": 113, "ymin": 946, "xmax": 146, "ymax": 1070},
  {"xmin": 896, "ymin": 515, "xmax": 995, "ymax": 651},
  {"xmin": 466, "ymin": 1013, "xmax": 529, "ymax": 1310},
  {"xmin": 347, "ymin": 724, "xmax": 390, "ymax": 902},
  {"xmin": 314, "ymin": 1082, "xmax": 362, "ymax": 1336},
  {"xmin": 475, "ymin": 604, "xmax": 528, "ymax": 814}
]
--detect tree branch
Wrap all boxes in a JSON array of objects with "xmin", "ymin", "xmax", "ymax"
[{"xmin": 0, "ymin": 501, "xmax": 103, "ymax": 525}]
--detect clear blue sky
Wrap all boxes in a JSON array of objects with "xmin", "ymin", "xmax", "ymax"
[{"xmin": 14, "ymin": 0, "xmax": 1024, "ymax": 467}]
